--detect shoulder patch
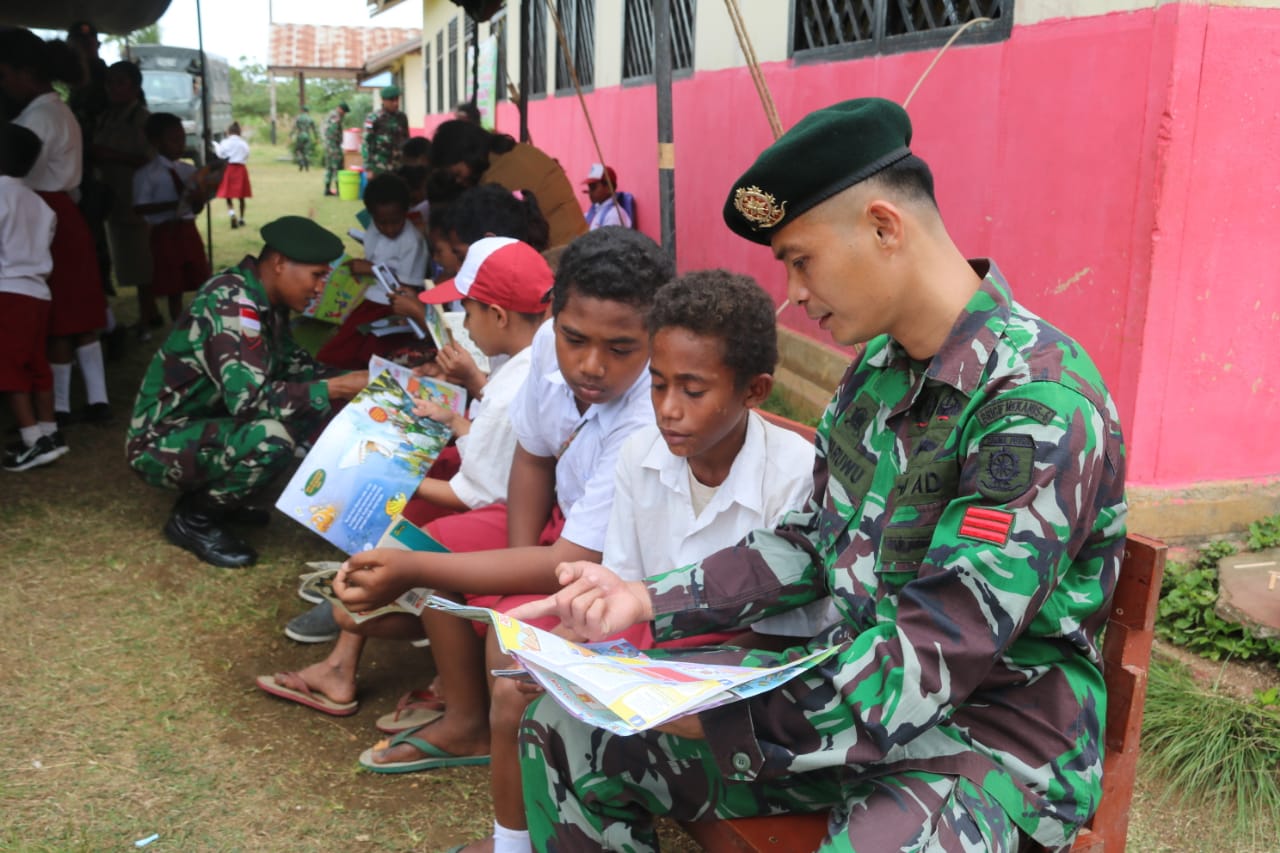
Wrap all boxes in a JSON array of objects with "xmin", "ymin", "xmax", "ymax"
[
  {"xmin": 237, "ymin": 299, "xmax": 261, "ymax": 335},
  {"xmin": 976, "ymin": 433, "xmax": 1035, "ymax": 501},
  {"xmin": 959, "ymin": 506, "xmax": 1014, "ymax": 545},
  {"xmin": 975, "ymin": 397, "xmax": 1056, "ymax": 427}
]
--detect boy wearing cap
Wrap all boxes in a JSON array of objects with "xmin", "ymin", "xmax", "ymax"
[
  {"xmin": 256, "ymin": 236, "xmax": 550, "ymax": 715},
  {"xmin": 362, "ymin": 86, "xmax": 409, "ymax": 179},
  {"xmin": 513, "ymin": 98, "xmax": 1126, "ymax": 852},
  {"xmin": 126, "ymin": 216, "xmax": 369, "ymax": 568},
  {"xmin": 582, "ymin": 163, "xmax": 633, "ymax": 230}
]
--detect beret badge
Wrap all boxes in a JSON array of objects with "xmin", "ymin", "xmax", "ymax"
[{"xmin": 733, "ymin": 185, "xmax": 787, "ymax": 230}]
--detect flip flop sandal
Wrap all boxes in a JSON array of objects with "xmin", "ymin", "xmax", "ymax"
[
  {"xmin": 375, "ymin": 687, "xmax": 446, "ymax": 734},
  {"xmin": 357, "ymin": 723, "xmax": 490, "ymax": 774},
  {"xmin": 255, "ymin": 672, "xmax": 359, "ymax": 717}
]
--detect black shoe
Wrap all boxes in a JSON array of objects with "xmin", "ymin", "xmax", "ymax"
[
  {"xmin": 164, "ymin": 497, "xmax": 258, "ymax": 568},
  {"xmin": 82, "ymin": 402, "xmax": 113, "ymax": 425},
  {"xmin": 224, "ymin": 505, "xmax": 272, "ymax": 526},
  {"xmin": 55, "ymin": 410, "xmax": 80, "ymax": 429},
  {"xmin": 324, "ymin": 188, "xmax": 336, "ymax": 196},
  {"xmin": 2, "ymin": 435, "xmax": 62, "ymax": 472}
]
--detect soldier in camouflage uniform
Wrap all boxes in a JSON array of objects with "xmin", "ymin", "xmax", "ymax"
[
  {"xmin": 513, "ymin": 99, "xmax": 1127, "ymax": 852},
  {"xmin": 291, "ymin": 106, "xmax": 317, "ymax": 171},
  {"xmin": 361, "ymin": 85, "xmax": 408, "ymax": 179},
  {"xmin": 322, "ymin": 101, "xmax": 349, "ymax": 196},
  {"xmin": 126, "ymin": 216, "xmax": 368, "ymax": 568}
]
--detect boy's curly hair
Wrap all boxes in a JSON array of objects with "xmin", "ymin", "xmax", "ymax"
[
  {"xmin": 648, "ymin": 270, "xmax": 778, "ymax": 387},
  {"xmin": 363, "ymin": 173, "xmax": 411, "ymax": 211},
  {"xmin": 551, "ymin": 227, "xmax": 673, "ymax": 318}
]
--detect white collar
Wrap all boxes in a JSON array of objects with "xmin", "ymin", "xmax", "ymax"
[{"xmin": 643, "ymin": 410, "xmax": 768, "ymax": 516}]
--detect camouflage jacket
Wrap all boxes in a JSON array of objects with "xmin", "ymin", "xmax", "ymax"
[
  {"xmin": 647, "ymin": 262, "xmax": 1127, "ymax": 850},
  {"xmin": 127, "ymin": 256, "xmax": 334, "ymax": 443},
  {"xmin": 292, "ymin": 113, "xmax": 317, "ymax": 141},
  {"xmin": 323, "ymin": 108, "xmax": 345, "ymax": 151},
  {"xmin": 361, "ymin": 108, "xmax": 408, "ymax": 175}
]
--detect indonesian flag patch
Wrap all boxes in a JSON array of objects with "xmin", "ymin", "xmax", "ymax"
[
  {"xmin": 238, "ymin": 303, "xmax": 261, "ymax": 335},
  {"xmin": 959, "ymin": 506, "xmax": 1015, "ymax": 546}
]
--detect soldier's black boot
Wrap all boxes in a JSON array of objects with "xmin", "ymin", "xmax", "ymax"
[{"xmin": 164, "ymin": 491, "xmax": 258, "ymax": 568}]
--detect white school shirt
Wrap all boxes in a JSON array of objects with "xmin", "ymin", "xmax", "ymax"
[
  {"xmin": 586, "ymin": 199, "xmax": 631, "ymax": 230},
  {"xmin": 361, "ymin": 224, "xmax": 429, "ymax": 304},
  {"xmin": 214, "ymin": 134, "xmax": 250, "ymax": 164},
  {"xmin": 0, "ymin": 176, "xmax": 55, "ymax": 301},
  {"xmin": 509, "ymin": 319, "xmax": 654, "ymax": 553},
  {"xmin": 15, "ymin": 92, "xmax": 82, "ymax": 194},
  {"xmin": 448, "ymin": 344, "xmax": 533, "ymax": 508},
  {"xmin": 602, "ymin": 414, "xmax": 837, "ymax": 637},
  {"xmin": 133, "ymin": 155, "xmax": 198, "ymax": 224}
]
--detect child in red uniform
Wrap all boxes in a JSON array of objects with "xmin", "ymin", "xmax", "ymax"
[{"xmin": 133, "ymin": 112, "xmax": 211, "ymax": 323}]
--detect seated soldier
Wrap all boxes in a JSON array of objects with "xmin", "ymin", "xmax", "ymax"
[
  {"xmin": 512, "ymin": 98, "xmax": 1127, "ymax": 852},
  {"xmin": 126, "ymin": 216, "xmax": 368, "ymax": 568}
]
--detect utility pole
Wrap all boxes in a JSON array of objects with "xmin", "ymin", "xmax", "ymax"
[{"xmin": 654, "ymin": 0, "xmax": 676, "ymax": 262}]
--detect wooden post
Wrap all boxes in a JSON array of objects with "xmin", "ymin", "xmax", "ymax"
[
  {"xmin": 518, "ymin": 0, "xmax": 530, "ymax": 142},
  {"xmin": 654, "ymin": 0, "xmax": 676, "ymax": 262}
]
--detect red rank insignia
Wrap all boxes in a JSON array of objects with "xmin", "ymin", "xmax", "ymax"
[{"xmin": 959, "ymin": 506, "xmax": 1014, "ymax": 545}]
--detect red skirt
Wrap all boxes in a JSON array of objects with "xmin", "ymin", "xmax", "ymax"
[
  {"xmin": 149, "ymin": 220, "xmax": 210, "ymax": 296},
  {"xmin": 216, "ymin": 163, "xmax": 252, "ymax": 199},
  {"xmin": 34, "ymin": 191, "xmax": 107, "ymax": 336}
]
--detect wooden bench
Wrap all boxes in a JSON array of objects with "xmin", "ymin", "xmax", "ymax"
[{"xmin": 680, "ymin": 522, "xmax": 1168, "ymax": 853}]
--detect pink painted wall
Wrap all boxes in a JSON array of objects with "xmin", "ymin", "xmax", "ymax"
[{"xmin": 419, "ymin": 5, "xmax": 1280, "ymax": 490}]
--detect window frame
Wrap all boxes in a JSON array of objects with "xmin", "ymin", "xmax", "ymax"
[
  {"xmin": 788, "ymin": 0, "xmax": 1014, "ymax": 65},
  {"xmin": 621, "ymin": 0, "xmax": 697, "ymax": 86}
]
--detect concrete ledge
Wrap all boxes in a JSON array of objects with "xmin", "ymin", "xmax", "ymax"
[{"xmin": 776, "ymin": 327, "xmax": 1280, "ymax": 543}]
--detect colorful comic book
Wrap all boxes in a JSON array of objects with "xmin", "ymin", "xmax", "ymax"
[
  {"xmin": 425, "ymin": 595, "xmax": 840, "ymax": 735},
  {"xmin": 303, "ymin": 254, "xmax": 366, "ymax": 325},
  {"xmin": 275, "ymin": 371, "xmax": 452, "ymax": 554},
  {"xmin": 368, "ymin": 355, "xmax": 467, "ymax": 417}
]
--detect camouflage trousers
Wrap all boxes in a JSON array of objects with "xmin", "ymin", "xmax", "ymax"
[
  {"xmin": 324, "ymin": 146, "xmax": 344, "ymax": 190},
  {"xmin": 520, "ymin": 697, "xmax": 1025, "ymax": 853},
  {"xmin": 127, "ymin": 415, "xmax": 313, "ymax": 507}
]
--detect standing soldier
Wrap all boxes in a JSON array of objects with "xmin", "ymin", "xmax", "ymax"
[
  {"xmin": 291, "ymin": 105, "xmax": 316, "ymax": 171},
  {"xmin": 361, "ymin": 85, "xmax": 408, "ymax": 179},
  {"xmin": 322, "ymin": 101, "xmax": 349, "ymax": 197},
  {"xmin": 508, "ymin": 98, "xmax": 1128, "ymax": 852},
  {"xmin": 126, "ymin": 216, "xmax": 368, "ymax": 568}
]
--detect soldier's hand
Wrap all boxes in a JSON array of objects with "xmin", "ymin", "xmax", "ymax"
[
  {"xmin": 654, "ymin": 714, "xmax": 706, "ymax": 740},
  {"xmin": 508, "ymin": 561, "xmax": 654, "ymax": 641},
  {"xmin": 326, "ymin": 370, "xmax": 369, "ymax": 401},
  {"xmin": 436, "ymin": 343, "xmax": 486, "ymax": 397},
  {"xmin": 334, "ymin": 548, "xmax": 417, "ymax": 610}
]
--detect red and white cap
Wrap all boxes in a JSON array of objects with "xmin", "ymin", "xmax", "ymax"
[
  {"xmin": 581, "ymin": 162, "xmax": 618, "ymax": 187},
  {"xmin": 419, "ymin": 237, "xmax": 553, "ymax": 314}
]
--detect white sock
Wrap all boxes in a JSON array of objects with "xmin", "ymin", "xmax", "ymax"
[
  {"xmin": 228, "ymin": 208, "xmax": 237, "ymax": 218},
  {"xmin": 19, "ymin": 425, "xmax": 41, "ymax": 446},
  {"xmin": 104, "ymin": 307, "xmax": 117, "ymax": 333},
  {"xmin": 38, "ymin": 421, "xmax": 57, "ymax": 438},
  {"xmin": 76, "ymin": 341, "xmax": 109, "ymax": 405},
  {"xmin": 493, "ymin": 821, "xmax": 531, "ymax": 853},
  {"xmin": 52, "ymin": 362, "xmax": 73, "ymax": 412}
]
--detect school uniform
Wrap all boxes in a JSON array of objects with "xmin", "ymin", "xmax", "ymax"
[
  {"xmin": 214, "ymin": 134, "xmax": 252, "ymax": 198},
  {"xmin": 14, "ymin": 92, "xmax": 106, "ymax": 337},
  {"xmin": 315, "ymin": 224, "xmax": 430, "ymax": 369},
  {"xmin": 604, "ymin": 414, "xmax": 837, "ymax": 638},
  {"xmin": 448, "ymin": 345, "xmax": 534, "ymax": 508},
  {"xmin": 585, "ymin": 198, "xmax": 632, "ymax": 230},
  {"xmin": 0, "ymin": 177, "xmax": 55, "ymax": 393},
  {"xmin": 133, "ymin": 155, "xmax": 211, "ymax": 297}
]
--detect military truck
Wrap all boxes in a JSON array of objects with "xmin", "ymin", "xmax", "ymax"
[{"xmin": 128, "ymin": 44, "xmax": 232, "ymax": 165}]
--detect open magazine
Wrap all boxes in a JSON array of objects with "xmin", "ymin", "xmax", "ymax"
[
  {"xmin": 274, "ymin": 366, "xmax": 463, "ymax": 553},
  {"xmin": 302, "ymin": 253, "xmax": 365, "ymax": 325},
  {"xmin": 425, "ymin": 595, "xmax": 839, "ymax": 736}
]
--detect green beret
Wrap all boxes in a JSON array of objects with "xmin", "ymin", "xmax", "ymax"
[
  {"xmin": 338, "ymin": 101, "xmax": 350, "ymax": 112},
  {"xmin": 381, "ymin": 85, "xmax": 401, "ymax": 99},
  {"xmin": 723, "ymin": 97, "xmax": 913, "ymax": 245},
  {"xmin": 260, "ymin": 216, "xmax": 344, "ymax": 264}
]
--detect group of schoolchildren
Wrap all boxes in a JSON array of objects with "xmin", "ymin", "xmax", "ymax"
[
  {"xmin": 0, "ymin": 26, "xmax": 254, "ymax": 472},
  {"xmin": 239, "ymin": 125, "xmax": 830, "ymax": 853}
]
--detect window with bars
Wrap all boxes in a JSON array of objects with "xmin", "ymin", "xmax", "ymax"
[
  {"xmin": 465, "ymin": 15, "xmax": 477, "ymax": 100},
  {"xmin": 553, "ymin": 0, "xmax": 595, "ymax": 91},
  {"xmin": 495, "ymin": 14, "xmax": 508, "ymax": 101},
  {"xmin": 424, "ymin": 42, "xmax": 432, "ymax": 114},
  {"xmin": 529, "ymin": 0, "xmax": 547, "ymax": 96},
  {"xmin": 448, "ymin": 18, "xmax": 459, "ymax": 109},
  {"xmin": 622, "ymin": 0, "xmax": 695, "ymax": 81},
  {"xmin": 436, "ymin": 30, "xmax": 445, "ymax": 112},
  {"xmin": 791, "ymin": 0, "xmax": 1011, "ymax": 58}
]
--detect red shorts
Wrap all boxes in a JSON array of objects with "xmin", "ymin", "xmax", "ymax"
[
  {"xmin": 0, "ymin": 293, "xmax": 52, "ymax": 393},
  {"xmin": 316, "ymin": 300, "xmax": 391, "ymax": 370},
  {"xmin": 149, "ymin": 220, "xmax": 210, "ymax": 296},
  {"xmin": 216, "ymin": 163, "xmax": 252, "ymax": 199},
  {"xmin": 35, "ymin": 191, "xmax": 106, "ymax": 336}
]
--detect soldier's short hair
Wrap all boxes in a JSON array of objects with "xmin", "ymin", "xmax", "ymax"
[
  {"xmin": 648, "ymin": 270, "xmax": 778, "ymax": 389},
  {"xmin": 550, "ymin": 228, "xmax": 673, "ymax": 320}
]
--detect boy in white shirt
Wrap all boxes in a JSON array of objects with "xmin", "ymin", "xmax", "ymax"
[
  {"xmin": 133, "ymin": 112, "xmax": 211, "ymax": 323},
  {"xmin": 328, "ymin": 228, "xmax": 674, "ymax": 772},
  {"xmin": 258, "ymin": 238, "xmax": 553, "ymax": 710},
  {"xmin": 457, "ymin": 269, "xmax": 822, "ymax": 853},
  {"xmin": 0, "ymin": 123, "xmax": 65, "ymax": 472},
  {"xmin": 316, "ymin": 172, "xmax": 430, "ymax": 369}
]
